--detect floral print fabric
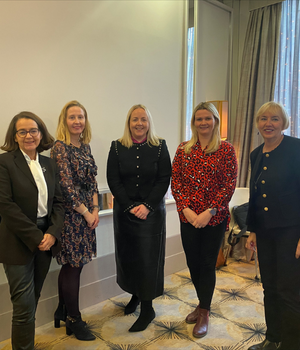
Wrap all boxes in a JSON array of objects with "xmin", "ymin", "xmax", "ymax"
[{"xmin": 51, "ymin": 140, "xmax": 98, "ymax": 267}]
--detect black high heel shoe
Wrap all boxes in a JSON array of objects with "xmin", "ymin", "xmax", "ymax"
[
  {"xmin": 54, "ymin": 304, "xmax": 67, "ymax": 328},
  {"xmin": 66, "ymin": 316, "xmax": 95, "ymax": 341}
]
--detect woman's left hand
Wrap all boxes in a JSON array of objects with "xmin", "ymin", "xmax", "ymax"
[
  {"xmin": 192, "ymin": 209, "xmax": 212, "ymax": 229},
  {"xmin": 295, "ymin": 239, "xmax": 300, "ymax": 259},
  {"xmin": 38, "ymin": 233, "xmax": 56, "ymax": 251},
  {"xmin": 131, "ymin": 204, "xmax": 150, "ymax": 220}
]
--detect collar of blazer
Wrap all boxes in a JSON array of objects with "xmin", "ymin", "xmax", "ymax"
[{"xmin": 13, "ymin": 148, "xmax": 49, "ymax": 188}]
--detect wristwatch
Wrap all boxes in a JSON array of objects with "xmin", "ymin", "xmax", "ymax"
[{"xmin": 208, "ymin": 208, "xmax": 217, "ymax": 216}]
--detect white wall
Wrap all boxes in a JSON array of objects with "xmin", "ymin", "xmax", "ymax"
[{"xmin": 0, "ymin": 0, "xmax": 184, "ymax": 188}]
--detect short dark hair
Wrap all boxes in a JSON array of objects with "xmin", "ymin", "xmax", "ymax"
[{"xmin": 1, "ymin": 111, "xmax": 54, "ymax": 152}]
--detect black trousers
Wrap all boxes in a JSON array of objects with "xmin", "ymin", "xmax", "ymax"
[
  {"xmin": 180, "ymin": 220, "xmax": 226, "ymax": 310},
  {"xmin": 3, "ymin": 218, "xmax": 51, "ymax": 350},
  {"xmin": 256, "ymin": 226, "xmax": 300, "ymax": 348}
]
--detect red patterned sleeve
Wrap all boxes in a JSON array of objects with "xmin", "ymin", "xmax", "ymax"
[
  {"xmin": 171, "ymin": 143, "xmax": 190, "ymax": 213},
  {"xmin": 210, "ymin": 142, "xmax": 238, "ymax": 212}
]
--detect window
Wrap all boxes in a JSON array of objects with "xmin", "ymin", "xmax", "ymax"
[
  {"xmin": 186, "ymin": 27, "xmax": 195, "ymax": 141},
  {"xmin": 274, "ymin": 0, "xmax": 300, "ymax": 137}
]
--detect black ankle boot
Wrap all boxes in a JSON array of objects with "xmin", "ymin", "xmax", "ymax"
[
  {"xmin": 66, "ymin": 316, "xmax": 95, "ymax": 341},
  {"xmin": 129, "ymin": 301, "xmax": 155, "ymax": 332},
  {"xmin": 54, "ymin": 303, "xmax": 67, "ymax": 328},
  {"xmin": 124, "ymin": 295, "xmax": 140, "ymax": 315},
  {"xmin": 248, "ymin": 339, "xmax": 281, "ymax": 350}
]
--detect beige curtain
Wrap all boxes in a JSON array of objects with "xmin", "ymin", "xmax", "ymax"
[{"xmin": 233, "ymin": 3, "xmax": 282, "ymax": 187}]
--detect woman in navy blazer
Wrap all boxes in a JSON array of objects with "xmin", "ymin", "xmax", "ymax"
[
  {"xmin": 246, "ymin": 102, "xmax": 300, "ymax": 350},
  {"xmin": 0, "ymin": 112, "xmax": 64, "ymax": 350}
]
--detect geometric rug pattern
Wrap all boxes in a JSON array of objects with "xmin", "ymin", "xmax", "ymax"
[{"xmin": 0, "ymin": 258, "xmax": 265, "ymax": 350}]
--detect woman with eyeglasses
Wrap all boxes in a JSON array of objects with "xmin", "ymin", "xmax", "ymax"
[
  {"xmin": 0, "ymin": 112, "xmax": 64, "ymax": 350},
  {"xmin": 246, "ymin": 102, "xmax": 300, "ymax": 350},
  {"xmin": 50, "ymin": 101, "xmax": 99, "ymax": 341}
]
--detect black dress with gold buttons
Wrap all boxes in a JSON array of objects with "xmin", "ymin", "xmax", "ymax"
[{"xmin": 107, "ymin": 139, "xmax": 171, "ymax": 300}]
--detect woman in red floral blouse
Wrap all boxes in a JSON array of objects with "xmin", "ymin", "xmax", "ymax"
[{"xmin": 171, "ymin": 102, "xmax": 237, "ymax": 338}]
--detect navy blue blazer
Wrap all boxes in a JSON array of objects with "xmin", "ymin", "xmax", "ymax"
[
  {"xmin": 0, "ymin": 148, "xmax": 64, "ymax": 264},
  {"xmin": 247, "ymin": 135, "xmax": 300, "ymax": 232}
]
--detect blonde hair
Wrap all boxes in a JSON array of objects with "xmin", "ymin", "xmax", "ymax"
[
  {"xmin": 184, "ymin": 102, "xmax": 221, "ymax": 154},
  {"xmin": 119, "ymin": 104, "xmax": 160, "ymax": 148},
  {"xmin": 56, "ymin": 100, "xmax": 92, "ymax": 144},
  {"xmin": 255, "ymin": 101, "xmax": 289, "ymax": 130}
]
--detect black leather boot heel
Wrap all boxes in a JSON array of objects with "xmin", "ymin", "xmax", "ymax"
[
  {"xmin": 66, "ymin": 316, "xmax": 95, "ymax": 341},
  {"xmin": 54, "ymin": 303, "xmax": 66, "ymax": 328}
]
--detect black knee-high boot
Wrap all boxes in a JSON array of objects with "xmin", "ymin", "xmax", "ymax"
[{"xmin": 128, "ymin": 300, "xmax": 155, "ymax": 332}]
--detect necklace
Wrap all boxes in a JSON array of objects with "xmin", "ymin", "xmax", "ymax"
[{"xmin": 70, "ymin": 141, "xmax": 81, "ymax": 148}]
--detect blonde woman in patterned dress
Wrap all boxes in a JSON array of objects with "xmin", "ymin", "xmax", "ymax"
[{"xmin": 51, "ymin": 101, "xmax": 99, "ymax": 341}]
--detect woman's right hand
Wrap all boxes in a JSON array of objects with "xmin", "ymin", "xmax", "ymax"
[{"xmin": 246, "ymin": 232, "xmax": 257, "ymax": 251}]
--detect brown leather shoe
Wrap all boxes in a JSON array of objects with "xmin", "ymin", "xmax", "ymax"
[
  {"xmin": 185, "ymin": 305, "xmax": 200, "ymax": 324},
  {"xmin": 192, "ymin": 308, "xmax": 209, "ymax": 338}
]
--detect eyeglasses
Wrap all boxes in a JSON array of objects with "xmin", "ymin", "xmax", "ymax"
[{"xmin": 15, "ymin": 128, "xmax": 40, "ymax": 138}]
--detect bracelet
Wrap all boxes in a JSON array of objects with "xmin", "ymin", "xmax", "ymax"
[
  {"xmin": 81, "ymin": 208, "xmax": 88, "ymax": 215},
  {"xmin": 93, "ymin": 205, "xmax": 100, "ymax": 209}
]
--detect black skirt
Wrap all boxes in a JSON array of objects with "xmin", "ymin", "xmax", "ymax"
[{"xmin": 113, "ymin": 200, "xmax": 166, "ymax": 300}]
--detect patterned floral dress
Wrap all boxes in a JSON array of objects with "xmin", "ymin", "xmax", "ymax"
[{"xmin": 51, "ymin": 140, "xmax": 98, "ymax": 267}]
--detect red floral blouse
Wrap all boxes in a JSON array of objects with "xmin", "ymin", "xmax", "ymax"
[{"xmin": 171, "ymin": 140, "xmax": 238, "ymax": 229}]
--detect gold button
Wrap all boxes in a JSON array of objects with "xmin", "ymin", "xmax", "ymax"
[
  {"xmin": 264, "ymin": 207, "xmax": 268, "ymax": 211},
  {"xmin": 266, "ymin": 153, "xmax": 270, "ymax": 157},
  {"xmin": 261, "ymin": 180, "xmax": 265, "ymax": 184},
  {"xmin": 263, "ymin": 166, "xmax": 267, "ymax": 170},
  {"xmin": 263, "ymin": 194, "xmax": 267, "ymax": 198}
]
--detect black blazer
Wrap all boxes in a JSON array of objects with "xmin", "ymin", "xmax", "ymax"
[
  {"xmin": 0, "ymin": 149, "xmax": 64, "ymax": 265},
  {"xmin": 247, "ymin": 135, "xmax": 300, "ymax": 232}
]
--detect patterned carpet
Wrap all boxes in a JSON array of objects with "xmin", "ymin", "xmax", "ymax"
[{"xmin": 0, "ymin": 258, "xmax": 265, "ymax": 350}]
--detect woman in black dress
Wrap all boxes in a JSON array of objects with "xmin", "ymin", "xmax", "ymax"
[{"xmin": 107, "ymin": 104, "xmax": 171, "ymax": 332}]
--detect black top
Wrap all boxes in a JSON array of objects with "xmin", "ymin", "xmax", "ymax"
[
  {"xmin": 247, "ymin": 135, "xmax": 300, "ymax": 232},
  {"xmin": 107, "ymin": 139, "xmax": 171, "ymax": 212}
]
